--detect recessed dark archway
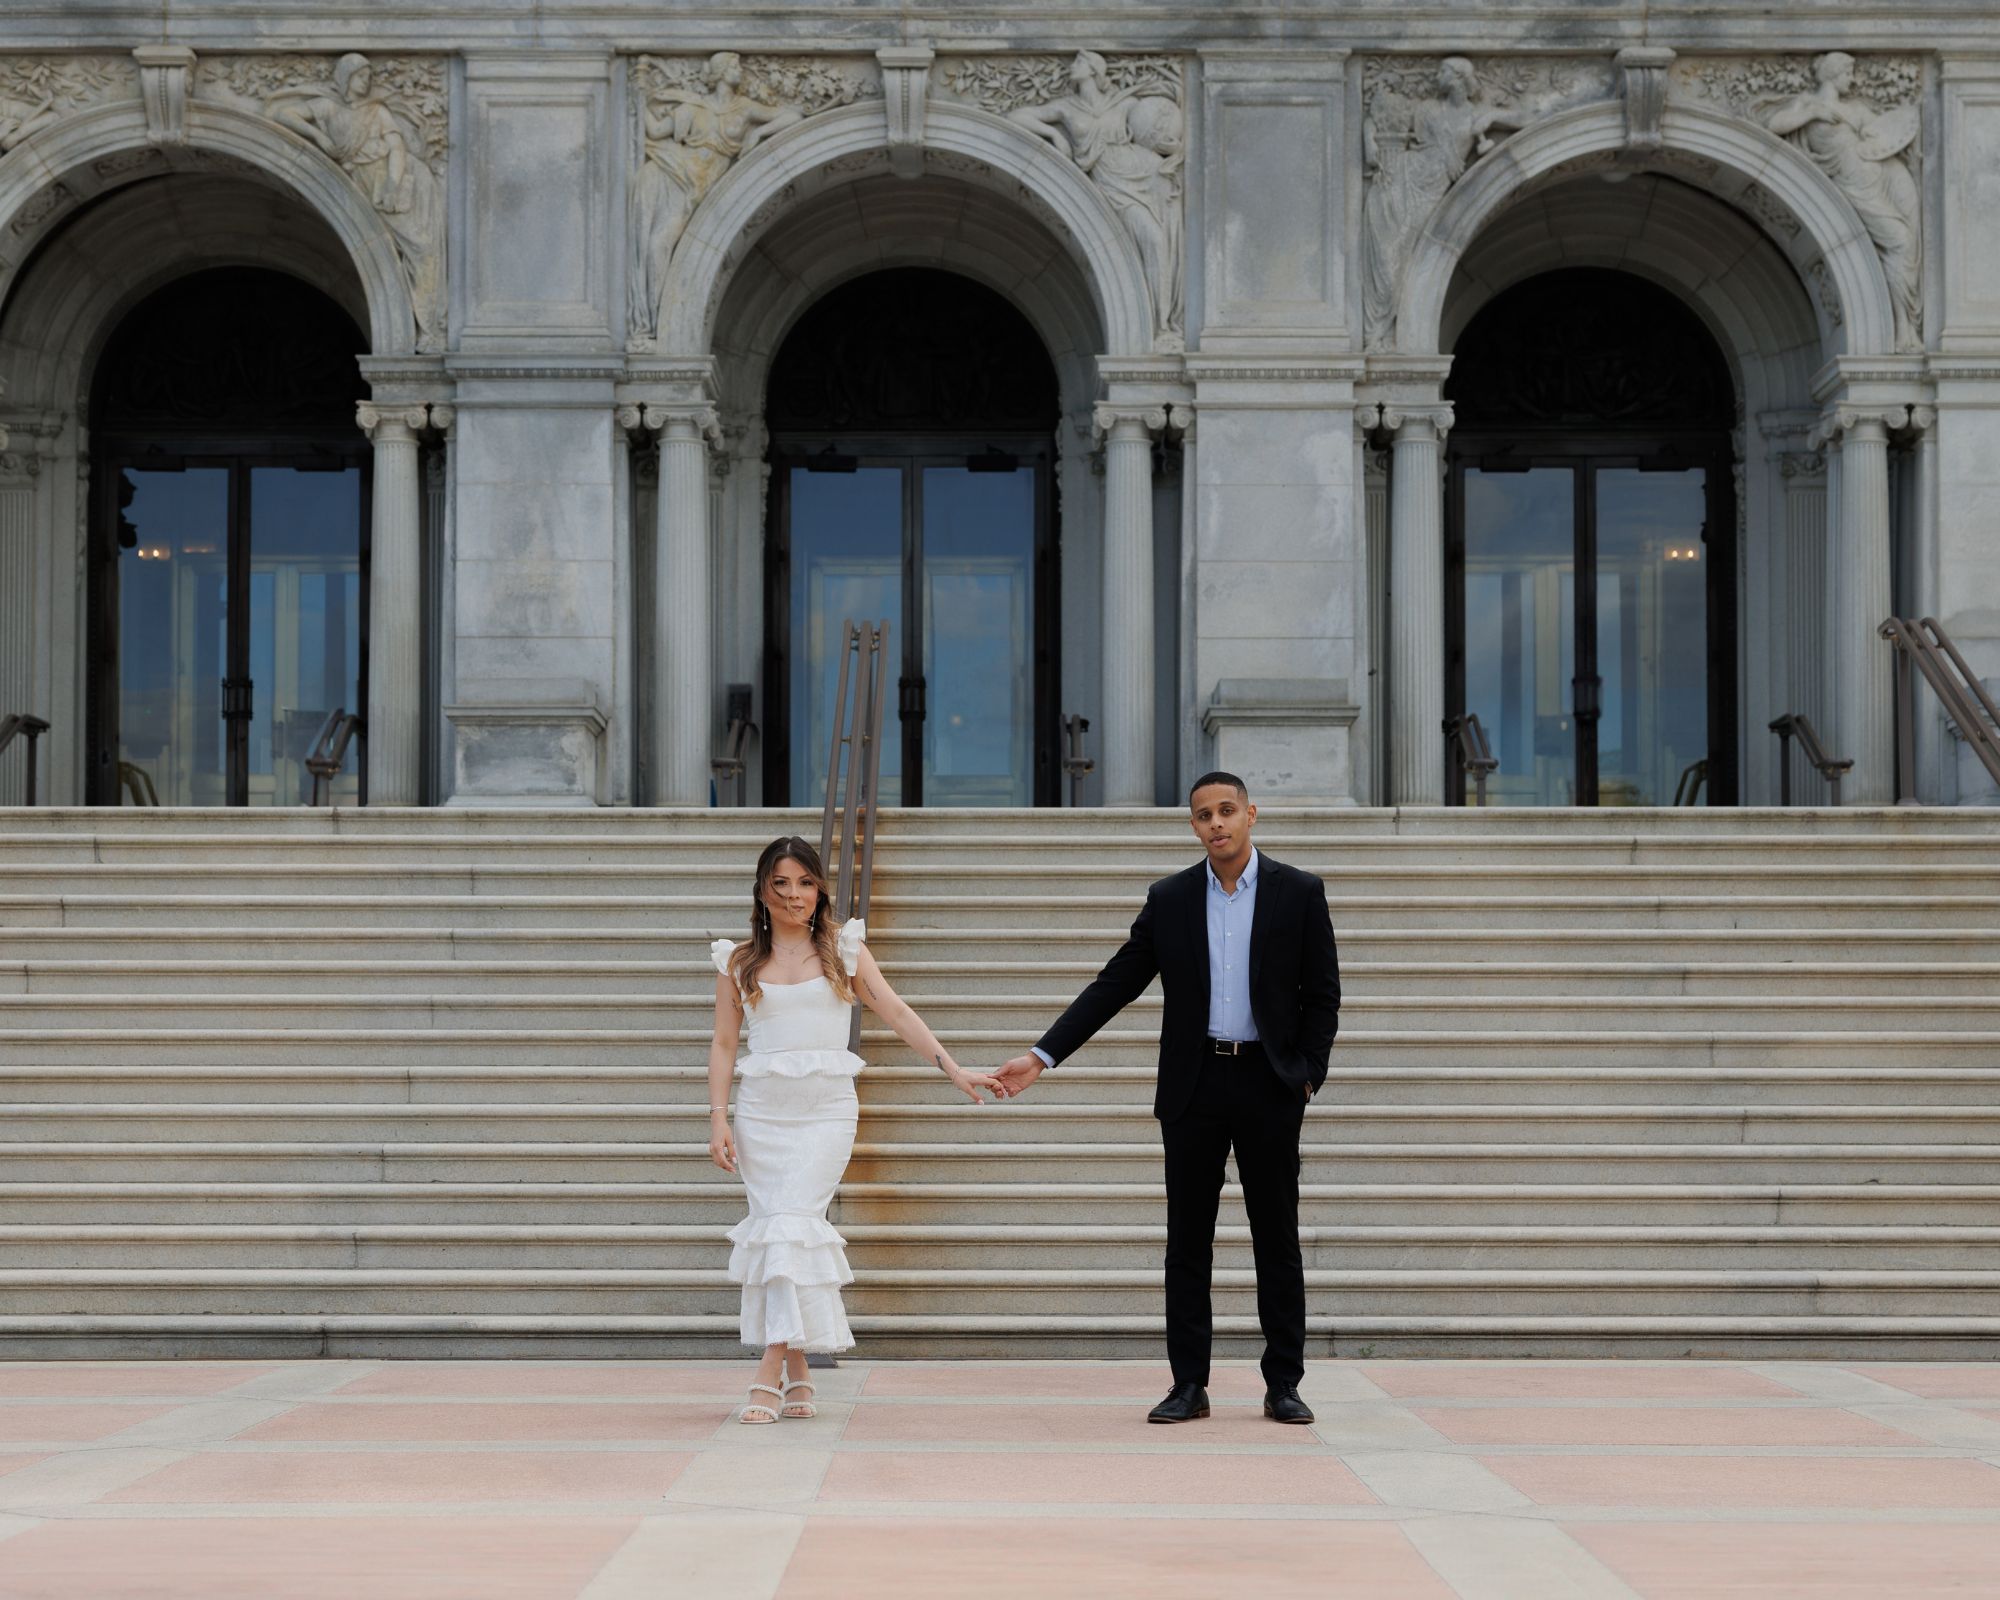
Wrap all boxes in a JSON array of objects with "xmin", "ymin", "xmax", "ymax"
[
  {"xmin": 88, "ymin": 267, "xmax": 371, "ymax": 807},
  {"xmin": 1445, "ymin": 267, "xmax": 1739, "ymax": 807},
  {"xmin": 764, "ymin": 268, "xmax": 1061, "ymax": 806}
]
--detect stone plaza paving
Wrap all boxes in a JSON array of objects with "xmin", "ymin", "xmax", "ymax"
[{"xmin": 1, "ymin": 1359, "xmax": 1999, "ymax": 1597}]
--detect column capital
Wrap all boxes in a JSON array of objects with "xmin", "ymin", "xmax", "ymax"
[
  {"xmin": 1907, "ymin": 403, "xmax": 1938, "ymax": 434},
  {"xmin": 1381, "ymin": 403, "xmax": 1453, "ymax": 442},
  {"xmin": 356, "ymin": 402, "xmax": 433, "ymax": 440},
  {"xmin": 1808, "ymin": 403, "xmax": 1908, "ymax": 450},
  {"xmin": 1092, "ymin": 403, "xmax": 1169, "ymax": 441},
  {"xmin": 427, "ymin": 403, "xmax": 456, "ymax": 435},
  {"xmin": 619, "ymin": 402, "xmax": 722, "ymax": 448}
]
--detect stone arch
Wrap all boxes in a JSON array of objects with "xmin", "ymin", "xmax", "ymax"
[
  {"xmin": 0, "ymin": 96, "xmax": 416, "ymax": 355},
  {"xmin": 659, "ymin": 99, "xmax": 1157, "ymax": 358},
  {"xmin": 1396, "ymin": 98, "xmax": 1899, "ymax": 360}
]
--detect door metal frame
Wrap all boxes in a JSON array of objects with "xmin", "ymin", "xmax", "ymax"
[
  {"xmin": 88, "ymin": 441, "xmax": 372, "ymax": 807},
  {"xmin": 1445, "ymin": 428, "xmax": 1738, "ymax": 807},
  {"xmin": 765, "ymin": 432, "xmax": 1058, "ymax": 807}
]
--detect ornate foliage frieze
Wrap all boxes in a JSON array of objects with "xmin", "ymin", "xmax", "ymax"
[
  {"xmin": 1361, "ymin": 55, "xmax": 1612, "ymax": 348},
  {"xmin": 195, "ymin": 53, "xmax": 448, "ymax": 353},
  {"xmin": 627, "ymin": 52, "xmax": 881, "ymax": 348},
  {"xmin": 936, "ymin": 50, "xmax": 1184, "ymax": 349},
  {"xmin": 0, "ymin": 56, "xmax": 137, "ymax": 152}
]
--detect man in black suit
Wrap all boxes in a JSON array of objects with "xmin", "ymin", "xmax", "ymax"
[{"xmin": 993, "ymin": 772, "xmax": 1341, "ymax": 1425}]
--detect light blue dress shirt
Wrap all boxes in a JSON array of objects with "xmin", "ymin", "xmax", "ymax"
[
  {"xmin": 1206, "ymin": 846, "xmax": 1260, "ymax": 1042},
  {"xmin": 1030, "ymin": 847, "xmax": 1260, "ymax": 1070}
]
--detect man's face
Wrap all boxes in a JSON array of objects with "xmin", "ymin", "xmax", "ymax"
[{"xmin": 1189, "ymin": 784, "xmax": 1255, "ymax": 864}]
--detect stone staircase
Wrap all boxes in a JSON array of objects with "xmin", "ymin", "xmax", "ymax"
[{"xmin": 1, "ymin": 804, "xmax": 1998, "ymax": 1358}]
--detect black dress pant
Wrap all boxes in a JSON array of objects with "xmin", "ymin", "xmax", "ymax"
[{"xmin": 1159, "ymin": 1043, "xmax": 1306, "ymax": 1389}]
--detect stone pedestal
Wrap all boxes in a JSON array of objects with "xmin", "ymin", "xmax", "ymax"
[
  {"xmin": 1202, "ymin": 678, "xmax": 1360, "ymax": 802},
  {"xmin": 445, "ymin": 685, "xmax": 608, "ymax": 806}
]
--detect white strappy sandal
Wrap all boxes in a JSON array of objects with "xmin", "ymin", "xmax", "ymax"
[
  {"xmin": 780, "ymin": 1378, "xmax": 818, "ymax": 1420},
  {"xmin": 739, "ymin": 1382, "xmax": 783, "ymax": 1424}
]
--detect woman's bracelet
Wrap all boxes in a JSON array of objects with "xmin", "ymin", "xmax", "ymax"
[{"xmin": 708, "ymin": 1104, "xmax": 729, "ymax": 1113}]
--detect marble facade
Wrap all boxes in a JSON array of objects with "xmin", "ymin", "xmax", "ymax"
[{"xmin": 0, "ymin": 4, "xmax": 1995, "ymax": 808}]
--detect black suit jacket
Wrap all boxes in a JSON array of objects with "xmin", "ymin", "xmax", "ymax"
[{"xmin": 1034, "ymin": 852, "xmax": 1341, "ymax": 1122}]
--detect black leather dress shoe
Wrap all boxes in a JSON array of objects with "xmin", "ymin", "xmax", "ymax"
[
  {"xmin": 1147, "ymin": 1382, "xmax": 1210, "ymax": 1423},
  {"xmin": 1263, "ymin": 1384, "xmax": 1315, "ymax": 1424}
]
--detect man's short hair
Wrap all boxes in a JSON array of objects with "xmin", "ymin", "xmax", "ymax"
[{"xmin": 1188, "ymin": 770, "xmax": 1249, "ymax": 805}]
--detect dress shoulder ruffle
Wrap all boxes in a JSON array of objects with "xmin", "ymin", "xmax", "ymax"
[
  {"xmin": 710, "ymin": 938, "xmax": 739, "ymax": 978},
  {"xmin": 837, "ymin": 918, "xmax": 866, "ymax": 976}
]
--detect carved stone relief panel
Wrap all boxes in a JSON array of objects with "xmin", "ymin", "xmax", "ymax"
[
  {"xmin": 935, "ymin": 51, "xmax": 1185, "ymax": 347},
  {"xmin": 1360, "ymin": 55, "xmax": 1614, "ymax": 348},
  {"xmin": 0, "ymin": 56, "xmax": 138, "ymax": 152},
  {"xmin": 1674, "ymin": 53, "xmax": 1921, "ymax": 349},
  {"xmin": 195, "ymin": 53, "xmax": 449, "ymax": 353},
  {"xmin": 627, "ymin": 52, "xmax": 881, "ymax": 347}
]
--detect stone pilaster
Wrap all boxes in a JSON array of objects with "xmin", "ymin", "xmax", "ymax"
[
  {"xmin": 1385, "ymin": 403, "xmax": 1451, "ymax": 804},
  {"xmin": 356, "ymin": 401, "xmax": 431, "ymax": 805},
  {"xmin": 1094, "ymin": 403, "xmax": 1167, "ymax": 806}
]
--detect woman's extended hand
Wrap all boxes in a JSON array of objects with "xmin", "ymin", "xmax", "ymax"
[
  {"xmin": 708, "ymin": 1113, "xmax": 737, "ymax": 1173},
  {"xmin": 945, "ymin": 1063, "xmax": 1008, "ymax": 1105}
]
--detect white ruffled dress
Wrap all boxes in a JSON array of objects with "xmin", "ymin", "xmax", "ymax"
[{"xmin": 711, "ymin": 919, "xmax": 866, "ymax": 1353}]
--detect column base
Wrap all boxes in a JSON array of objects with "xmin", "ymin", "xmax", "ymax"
[
  {"xmin": 1200, "ymin": 678, "xmax": 1361, "ymax": 804},
  {"xmin": 445, "ymin": 695, "xmax": 609, "ymax": 806}
]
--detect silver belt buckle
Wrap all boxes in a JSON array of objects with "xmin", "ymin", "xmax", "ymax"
[{"xmin": 1213, "ymin": 1038, "xmax": 1241, "ymax": 1056}]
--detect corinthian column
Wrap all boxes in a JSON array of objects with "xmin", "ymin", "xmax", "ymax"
[
  {"xmin": 1095, "ymin": 404, "xmax": 1166, "ymax": 807},
  {"xmin": 652, "ymin": 405, "xmax": 721, "ymax": 805},
  {"xmin": 1385, "ymin": 405, "xmax": 1451, "ymax": 804},
  {"xmin": 357, "ymin": 402, "xmax": 430, "ymax": 805},
  {"xmin": 1819, "ymin": 404, "xmax": 1904, "ymax": 804}
]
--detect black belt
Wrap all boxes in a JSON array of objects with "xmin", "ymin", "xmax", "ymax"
[{"xmin": 1208, "ymin": 1037, "xmax": 1262, "ymax": 1056}]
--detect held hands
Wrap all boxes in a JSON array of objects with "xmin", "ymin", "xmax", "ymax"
[
  {"xmin": 992, "ymin": 1053, "xmax": 1047, "ymax": 1099},
  {"xmin": 938, "ymin": 1054, "xmax": 1008, "ymax": 1105},
  {"xmin": 707, "ymin": 1112, "xmax": 736, "ymax": 1174}
]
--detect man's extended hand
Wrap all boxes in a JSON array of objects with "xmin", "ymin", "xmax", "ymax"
[{"xmin": 992, "ymin": 1053, "xmax": 1047, "ymax": 1098}]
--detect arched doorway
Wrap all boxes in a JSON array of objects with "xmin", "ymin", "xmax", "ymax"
[
  {"xmin": 762, "ymin": 267, "xmax": 1061, "ymax": 806},
  {"xmin": 87, "ymin": 267, "xmax": 369, "ymax": 806},
  {"xmin": 1444, "ymin": 267, "xmax": 1738, "ymax": 807}
]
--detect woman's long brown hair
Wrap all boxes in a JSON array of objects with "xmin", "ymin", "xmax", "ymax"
[{"xmin": 726, "ymin": 836, "xmax": 856, "ymax": 1007}]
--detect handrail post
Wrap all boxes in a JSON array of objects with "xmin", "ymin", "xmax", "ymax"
[
  {"xmin": 1893, "ymin": 642, "xmax": 1918, "ymax": 805},
  {"xmin": 1773, "ymin": 721, "xmax": 1794, "ymax": 806}
]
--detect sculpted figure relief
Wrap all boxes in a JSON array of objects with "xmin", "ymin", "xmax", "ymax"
[
  {"xmin": 0, "ymin": 57, "xmax": 135, "ymax": 152},
  {"xmin": 264, "ymin": 54, "xmax": 445, "ymax": 351},
  {"xmin": 1003, "ymin": 51, "xmax": 1185, "ymax": 345},
  {"xmin": 1758, "ymin": 51, "xmax": 1922, "ymax": 350},
  {"xmin": 1362, "ymin": 57, "xmax": 1529, "ymax": 349}
]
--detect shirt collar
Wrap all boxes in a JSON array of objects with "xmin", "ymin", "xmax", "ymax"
[{"xmin": 1206, "ymin": 845, "xmax": 1259, "ymax": 898}]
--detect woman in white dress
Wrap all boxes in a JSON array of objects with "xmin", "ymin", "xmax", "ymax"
[{"xmin": 706, "ymin": 836, "xmax": 1004, "ymax": 1423}]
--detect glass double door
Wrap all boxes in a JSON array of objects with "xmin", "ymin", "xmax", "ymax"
[
  {"xmin": 1448, "ymin": 447, "xmax": 1733, "ymax": 807},
  {"xmin": 771, "ymin": 443, "xmax": 1053, "ymax": 806},
  {"xmin": 98, "ymin": 455, "xmax": 368, "ymax": 806}
]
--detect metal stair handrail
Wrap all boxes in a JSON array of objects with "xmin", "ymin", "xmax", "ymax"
[
  {"xmin": 304, "ymin": 709, "xmax": 363, "ymax": 807},
  {"xmin": 0, "ymin": 713, "xmax": 50, "ymax": 806},
  {"xmin": 1445, "ymin": 712, "xmax": 1498, "ymax": 806},
  {"xmin": 818, "ymin": 620, "xmax": 890, "ymax": 1049},
  {"xmin": 1061, "ymin": 713, "xmax": 1094, "ymax": 806},
  {"xmin": 1768, "ymin": 712, "xmax": 1851, "ymax": 806},
  {"xmin": 1882, "ymin": 616, "xmax": 2000, "ymax": 799}
]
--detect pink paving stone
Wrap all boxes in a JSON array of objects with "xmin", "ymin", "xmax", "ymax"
[
  {"xmin": 104, "ymin": 1449, "xmax": 693, "ymax": 1504},
  {"xmin": 1360, "ymin": 1362, "xmax": 1802, "ymax": 1401},
  {"xmin": 1854, "ymin": 1365, "xmax": 2000, "ymax": 1399},
  {"xmin": 858, "ymin": 1363, "xmax": 1270, "ymax": 1401},
  {"xmin": 0, "ymin": 1516, "xmax": 638, "ymax": 1600},
  {"xmin": 1486, "ymin": 1453, "xmax": 2000, "ymax": 1509},
  {"xmin": 1413, "ymin": 1404, "xmax": 1924, "ymax": 1448},
  {"xmin": 0, "ymin": 1364, "xmax": 279, "ymax": 1398},
  {"xmin": 821, "ymin": 1449, "xmax": 1374, "ymax": 1507},
  {"xmin": 839, "ymin": 1401, "xmax": 1320, "ymax": 1448},
  {"xmin": 0, "ymin": 1403, "xmax": 172, "ymax": 1443},
  {"xmin": 334, "ymin": 1364, "xmax": 750, "ymax": 1398},
  {"xmin": 0, "ymin": 1453, "xmax": 47, "ymax": 1478},
  {"xmin": 1568, "ymin": 1521, "xmax": 2000, "ymax": 1598},
  {"xmin": 776, "ymin": 1516, "xmax": 1454, "ymax": 1600},
  {"xmin": 236, "ymin": 1401, "xmax": 726, "ymax": 1444}
]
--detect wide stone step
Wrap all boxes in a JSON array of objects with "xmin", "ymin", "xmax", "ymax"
[
  {"xmin": 6, "ymin": 991, "xmax": 1999, "ymax": 1033},
  {"xmin": 4, "ymin": 1266, "xmax": 1999, "ymax": 1317},
  {"xmin": 14, "ymin": 956, "xmax": 2000, "ymax": 1000},
  {"xmin": 7, "ymin": 1063, "xmax": 1997, "ymax": 1108},
  {"xmin": 5, "ymin": 1101, "xmax": 1998, "ymax": 1147},
  {"xmin": 8, "ymin": 925, "xmax": 1997, "ymax": 965},
  {"xmin": 5, "ymin": 1222, "xmax": 1996, "ymax": 1272},
  {"xmin": 3, "ymin": 1181, "xmax": 1994, "ymax": 1227},
  {"xmin": 7, "ymin": 1140, "xmax": 2000, "ymax": 1183}
]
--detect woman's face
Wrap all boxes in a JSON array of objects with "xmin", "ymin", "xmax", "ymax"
[
  {"xmin": 762, "ymin": 856, "xmax": 820, "ymax": 934},
  {"xmin": 348, "ymin": 66, "xmax": 372, "ymax": 100}
]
